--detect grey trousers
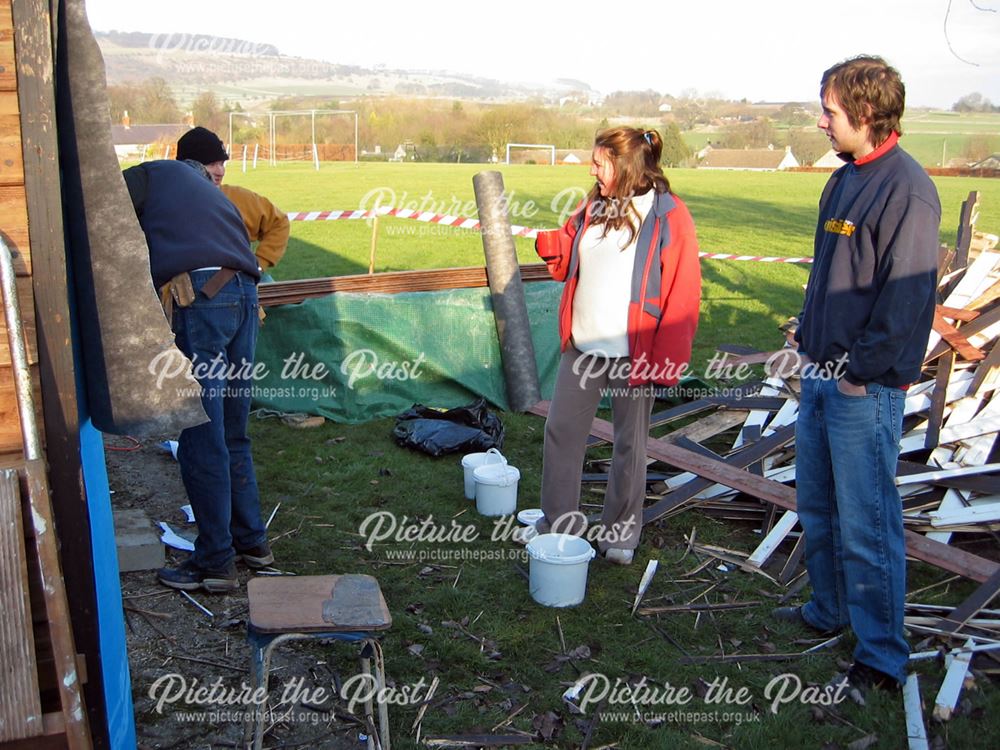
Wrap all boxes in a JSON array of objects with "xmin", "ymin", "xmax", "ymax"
[{"xmin": 536, "ymin": 345, "xmax": 654, "ymax": 551}]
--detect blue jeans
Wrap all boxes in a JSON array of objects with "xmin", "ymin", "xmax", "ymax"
[
  {"xmin": 795, "ymin": 375, "xmax": 908, "ymax": 683},
  {"xmin": 172, "ymin": 270, "xmax": 265, "ymax": 569}
]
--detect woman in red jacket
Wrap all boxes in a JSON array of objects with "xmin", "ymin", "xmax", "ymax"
[{"xmin": 526, "ymin": 127, "xmax": 701, "ymax": 564}]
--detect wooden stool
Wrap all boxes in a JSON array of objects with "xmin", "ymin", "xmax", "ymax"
[{"xmin": 244, "ymin": 574, "xmax": 392, "ymax": 750}]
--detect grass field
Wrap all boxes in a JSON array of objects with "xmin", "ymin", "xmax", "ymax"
[
  {"xmin": 219, "ymin": 162, "xmax": 1000, "ymax": 749},
  {"xmin": 229, "ymin": 161, "xmax": 1000, "ymax": 366},
  {"xmin": 682, "ymin": 111, "xmax": 1000, "ymax": 167}
]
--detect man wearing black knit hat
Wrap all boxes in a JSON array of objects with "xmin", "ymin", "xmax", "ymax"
[{"xmin": 177, "ymin": 126, "xmax": 290, "ymax": 276}]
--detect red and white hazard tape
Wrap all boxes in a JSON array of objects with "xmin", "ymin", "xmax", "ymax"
[
  {"xmin": 287, "ymin": 208, "xmax": 813, "ymax": 263},
  {"xmin": 697, "ymin": 253, "xmax": 812, "ymax": 264},
  {"xmin": 287, "ymin": 207, "xmax": 537, "ymax": 238}
]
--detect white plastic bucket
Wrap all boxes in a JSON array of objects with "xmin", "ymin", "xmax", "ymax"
[
  {"xmin": 461, "ymin": 448, "xmax": 506, "ymax": 500},
  {"xmin": 526, "ymin": 533, "xmax": 596, "ymax": 607},
  {"xmin": 472, "ymin": 463, "xmax": 520, "ymax": 516}
]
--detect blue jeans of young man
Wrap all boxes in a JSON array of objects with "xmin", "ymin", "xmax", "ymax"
[
  {"xmin": 172, "ymin": 270, "xmax": 266, "ymax": 570},
  {"xmin": 795, "ymin": 373, "xmax": 909, "ymax": 683}
]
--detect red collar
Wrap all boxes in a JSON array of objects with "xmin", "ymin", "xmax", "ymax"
[{"xmin": 854, "ymin": 131, "xmax": 899, "ymax": 166}]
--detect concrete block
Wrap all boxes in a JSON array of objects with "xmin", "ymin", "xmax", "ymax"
[{"xmin": 114, "ymin": 508, "xmax": 165, "ymax": 572}]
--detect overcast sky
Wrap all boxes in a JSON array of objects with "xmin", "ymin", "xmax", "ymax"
[{"xmin": 84, "ymin": 0, "xmax": 1000, "ymax": 108}]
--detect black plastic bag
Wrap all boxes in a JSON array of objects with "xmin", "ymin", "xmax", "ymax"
[{"xmin": 392, "ymin": 398, "xmax": 504, "ymax": 457}]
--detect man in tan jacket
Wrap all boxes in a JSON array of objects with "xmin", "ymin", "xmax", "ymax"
[{"xmin": 176, "ymin": 126, "xmax": 290, "ymax": 276}]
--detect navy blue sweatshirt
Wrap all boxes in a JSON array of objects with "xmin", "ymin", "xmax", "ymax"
[
  {"xmin": 796, "ymin": 143, "xmax": 940, "ymax": 388},
  {"xmin": 123, "ymin": 160, "xmax": 260, "ymax": 289}
]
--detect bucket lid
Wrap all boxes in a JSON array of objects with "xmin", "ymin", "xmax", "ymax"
[
  {"xmin": 461, "ymin": 448, "xmax": 506, "ymax": 468},
  {"xmin": 517, "ymin": 508, "xmax": 544, "ymax": 526},
  {"xmin": 472, "ymin": 463, "xmax": 520, "ymax": 487},
  {"xmin": 526, "ymin": 533, "xmax": 596, "ymax": 564}
]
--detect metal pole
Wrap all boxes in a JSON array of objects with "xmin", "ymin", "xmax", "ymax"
[
  {"xmin": 355, "ymin": 112, "xmax": 359, "ymax": 166},
  {"xmin": 472, "ymin": 171, "xmax": 542, "ymax": 412},
  {"xmin": 0, "ymin": 237, "xmax": 41, "ymax": 459}
]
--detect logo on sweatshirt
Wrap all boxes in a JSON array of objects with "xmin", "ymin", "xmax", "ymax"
[{"xmin": 824, "ymin": 218, "xmax": 856, "ymax": 237}]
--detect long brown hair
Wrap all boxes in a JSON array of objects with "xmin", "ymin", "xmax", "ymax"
[
  {"xmin": 821, "ymin": 55, "xmax": 904, "ymax": 148},
  {"xmin": 587, "ymin": 127, "xmax": 672, "ymax": 244}
]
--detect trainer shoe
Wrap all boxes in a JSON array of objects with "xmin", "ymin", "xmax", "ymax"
[
  {"xmin": 157, "ymin": 558, "xmax": 238, "ymax": 593},
  {"xmin": 771, "ymin": 605, "xmax": 840, "ymax": 636},
  {"xmin": 604, "ymin": 548, "xmax": 634, "ymax": 566},
  {"xmin": 236, "ymin": 541, "xmax": 274, "ymax": 569}
]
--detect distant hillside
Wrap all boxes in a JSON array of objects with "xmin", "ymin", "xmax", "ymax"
[{"xmin": 94, "ymin": 30, "xmax": 590, "ymax": 104}]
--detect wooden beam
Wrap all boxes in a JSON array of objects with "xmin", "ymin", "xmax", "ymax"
[
  {"xmin": 936, "ymin": 304, "xmax": 980, "ymax": 323},
  {"xmin": 13, "ymin": 0, "xmax": 104, "ymax": 743},
  {"xmin": 529, "ymin": 401, "xmax": 1000, "ymax": 582},
  {"xmin": 932, "ymin": 312, "xmax": 985, "ymax": 362},
  {"xmin": 257, "ymin": 263, "xmax": 553, "ymax": 306}
]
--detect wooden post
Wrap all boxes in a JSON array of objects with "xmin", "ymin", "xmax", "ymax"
[{"xmin": 368, "ymin": 215, "xmax": 379, "ymax": 275}]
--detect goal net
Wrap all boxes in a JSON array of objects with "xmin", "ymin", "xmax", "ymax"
[{"xmin": 505, "ymin": 143, "xmax": 556, "ymax": 165}]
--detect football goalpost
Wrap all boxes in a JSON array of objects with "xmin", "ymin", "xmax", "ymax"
[
  {"xmin": 227, "ymin": 109, "xmax": 359, "ymax": 170},
  {"xmin": 505, "ymin": 142, "xmax": 556, "ymax": 165}
]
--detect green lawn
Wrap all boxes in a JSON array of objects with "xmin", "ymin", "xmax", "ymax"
[
  {"xmin": 229, "ymin": 162, "xmax": 999, "ymax": 365},
  {"xmin": 222, "ymin": 162, "xmax": 1000, "ymax": 748}
]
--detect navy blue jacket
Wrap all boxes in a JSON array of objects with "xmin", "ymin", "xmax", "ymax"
[
  {"xmin": 796, "ymin": 143, "xmax": 940, "ymax": 388},
  {"xmin": 123, "ymin": 160, "xmax": 260, "ymax": 289}
]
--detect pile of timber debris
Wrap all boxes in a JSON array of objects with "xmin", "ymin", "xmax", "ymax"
[{"xmin": 531, "ymin": 193, "xmax": 1000, "ymax": 738}]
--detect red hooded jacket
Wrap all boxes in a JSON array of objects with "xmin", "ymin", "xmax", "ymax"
[{"xmin": 535, "ymin": 191, "xmax": 701, "ymax": 386}]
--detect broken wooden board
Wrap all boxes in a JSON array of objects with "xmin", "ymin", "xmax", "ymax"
[{"xmin": 528, "ymin": 402, "xmax": 1000, "ymax": 583}]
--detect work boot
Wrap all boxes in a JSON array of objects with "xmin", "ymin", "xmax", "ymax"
[
  {"xmin": 158, "ymin": 558, "xmax": 238, "ymax": 593},
  {"xmin": 824, "ymin": 661, "xmax": 901, "ymax": 706},
  {"xmin": 236, "ymin": 541, "xmax": 274, "ymax": 569},
  {"xmin": 771, "ymin": 605, "xmax": 840, "ymax": 636}
]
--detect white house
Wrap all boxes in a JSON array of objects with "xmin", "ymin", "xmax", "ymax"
[{"xmin": 698, "ymin": 145, "xmax": 799, "ymax": 171}]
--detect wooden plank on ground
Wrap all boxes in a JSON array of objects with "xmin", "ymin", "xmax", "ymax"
[
  {"xmin": 528, "ymin": 402, "xmax": 1000, "ymax": 583},
  {"xmin": 641, "ymin": 425, "xmax": 796, "ymax": 524},
  {"xmin": 0, "ymin": 467, "xmax": 42, "ymax": 741},
  {"xmin": 747, "ymin": 510, "xmax": 798, "ymax": 568},
  {"xmin": 903, "ymin": 674, "xmax": 930, "ymax": 750},
  {"xmin": 659, "ymin": 408, "xmax": 748, "ymax": 447},
  {"xmin": 933, "ymin": 637, "xmax": 976, "ymax": 722},
  {"xmin": 932, "ymin": 568, "xmax": 1000, "ymax": 635}
]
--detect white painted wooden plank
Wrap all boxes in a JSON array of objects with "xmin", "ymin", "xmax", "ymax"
[
  {"xmin": 904, "ymin": 674, "xmax": 930, "ymax": 750},
  {"xmin": 929, "ymin": 501, "xmax": 1000, "ymax": 527},
  {"xmin": 762, "ymin": 397, "xmax": 798, "ymax": 437},
  {"xmin": 926, "ymin": 489, "xmax": 971, "ymax": 545},
  {"xmin": 897, "ymin": 462, "xmax": 1000, "ymax": 486},
  {"xmin": 733, "ymin": 377, "xmax": 783, "ymax": 449},
  {"xmin": 932, "ymin": 637, "xmax": 976, "ymax": 722},
  {"xmin": 904, "ymin": 371, "xmax": 974, "ymax": 416},
  {"xmin": 747, "ymin": 510, "xmax": 799, "ymax": 567}
]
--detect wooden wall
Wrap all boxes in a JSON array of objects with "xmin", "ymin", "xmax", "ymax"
[{"xmin": 0, "ymin": 0, "xmax": 40, "ymax": 459}]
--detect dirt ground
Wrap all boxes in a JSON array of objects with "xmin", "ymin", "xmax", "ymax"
[{"xmin": 105, "ymin": 434, "xmax": 368, "ymax": 750}]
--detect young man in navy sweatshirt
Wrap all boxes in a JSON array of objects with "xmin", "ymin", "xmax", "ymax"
[{"xmin": 775, "ymin": 55, "xmax": 940, "ymax": 697}]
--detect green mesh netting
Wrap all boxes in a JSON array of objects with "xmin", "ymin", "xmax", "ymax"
[{"xmin": 252, "ymin": 281, "xmax": 563, "ymax": 423}]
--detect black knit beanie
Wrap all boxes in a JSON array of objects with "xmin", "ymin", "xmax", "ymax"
[{"xmin": 176, "ymin": 126, "xmax": 229, "ymax": 164}]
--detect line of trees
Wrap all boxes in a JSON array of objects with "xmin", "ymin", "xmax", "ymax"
[{"xmin": 109, "ymin": 78, "xmax": 839, "ymax": 165}]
